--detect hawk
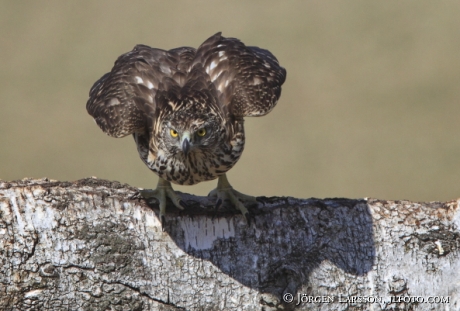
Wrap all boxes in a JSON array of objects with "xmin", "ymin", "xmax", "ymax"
[{"xmin": 87, "ymin": 33, "xmax": 286, "ymax": 225}]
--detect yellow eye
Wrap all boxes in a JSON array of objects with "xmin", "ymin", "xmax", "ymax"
[
  {"xmin": 170, "ymin": 129, "xmax": 178, "ymax": 138},
  {"xmin": 197, "ymin": 128, "xmax": 206, "ymax": 137}
]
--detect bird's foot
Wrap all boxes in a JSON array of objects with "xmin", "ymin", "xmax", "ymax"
[
  {"xmin": 140, "ymin": 178, "xmax": 188, "ymax": 230},
  {"xmin": 208, "ymin": 174, "xmax": 257, "ymax": 224}
]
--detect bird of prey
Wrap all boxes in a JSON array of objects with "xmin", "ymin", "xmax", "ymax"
[{"xmin": 87, "ymin": 32, "xmax": 286, "ymax": 225}]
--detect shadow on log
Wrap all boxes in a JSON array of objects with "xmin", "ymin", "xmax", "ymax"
[
  {"xmin": 164, "ymin": 195, "xmax": 375, "ymax": 298},
  {"xmin": 0, "ymin": 177, "xmax": 458, "ymax": 310}
]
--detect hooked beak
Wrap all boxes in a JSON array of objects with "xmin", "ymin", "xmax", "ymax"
[{"xmin": 181, "ymin": 132, "xmax": 191, "ymax": 156}]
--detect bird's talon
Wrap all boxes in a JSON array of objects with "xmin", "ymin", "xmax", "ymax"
[
  {"xmin": 179, "ymin": 200, "xmax": 189, "ymax": 209},
  {"xmin": 209, "ymin": 174, "xmax": 256, "ymax": 220},
  {"xmin": 129, "ymin": 191, "xmax": 141, "ymax": 200},
  {"xmin": 161, "ymin": 215, "xmax": 166, "ymax": 231},
  {"xmin": 141, "ymin": 179, "xmax": 187, "ymax": 229},
  {"xmin": 244, "ymin": 212, "xmax": 251, "ymax": 226}
]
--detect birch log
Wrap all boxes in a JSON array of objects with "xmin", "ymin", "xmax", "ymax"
[{"xmin": 0, "ymin": 177, "xmax": 458, "ymax": 311}]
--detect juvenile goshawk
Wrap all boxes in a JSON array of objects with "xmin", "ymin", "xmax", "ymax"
[{"xmin": 87, "ymin": 33, "xmax": 286, "ymax": 225}]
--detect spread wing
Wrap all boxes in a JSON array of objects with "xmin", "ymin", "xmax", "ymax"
[
  {"xmin": 194, "ymin": 32, "xmax": 287, "ymax": 117},
  {"xmin": 86, "ymin": 45, "xmax": 196, "ymax": 138},
  {"xmin": 87, "ymin": 33, "xmax": 286, "ymax": 138}
]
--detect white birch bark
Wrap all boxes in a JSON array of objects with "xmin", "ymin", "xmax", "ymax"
[{"xmin": 0, "ymin": 177, "xmax": 458, "ymax": 311}]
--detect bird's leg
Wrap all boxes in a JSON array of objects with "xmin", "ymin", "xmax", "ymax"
[
  {"xmin": 140, "ymin": 178, "xmax": 187, "ymax": 228},
  {"xmin": 208, "ymin": 174, "xmax": 257, "ymax": 223}
]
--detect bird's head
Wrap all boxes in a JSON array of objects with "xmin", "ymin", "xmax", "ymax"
[{"xmin": 161, "ymin": 108, "xmax": 225, "ymax": 157}]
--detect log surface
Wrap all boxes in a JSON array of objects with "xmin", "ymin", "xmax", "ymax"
[{"xmin": 0, "ymin": 178, "xmax": 459, "ymax": 310}]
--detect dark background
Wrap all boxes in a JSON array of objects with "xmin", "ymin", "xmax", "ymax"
[{"xmin": 2, "ymin": 1, "xmax": 460, "ymax": 201}]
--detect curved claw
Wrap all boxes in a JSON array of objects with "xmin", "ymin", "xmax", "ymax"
[
  {"xmin": 179, "ymin": 200, "xmax": 189, "ymax": 209},
  {"xmin": 244, "ymin": 212, "xmax": 251, "ymax": 226},
  {"xmin": 256, "ymin": 197, "xmax": 265, "ymax": 205},
  {"xmin": 161, "ymin": 215, "xmax": 166, "ymax": 232},
  {"xmin": 128, "ymin": 191, "xmax": 142, "ymax": 200},
  {"xmin": 215, "ymin": 198, "xmax": 223, "ymax": 209}
]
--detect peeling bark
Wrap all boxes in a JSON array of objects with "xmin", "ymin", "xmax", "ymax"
[{"xmin": 0, "ymin": 177, "xmax": 459, "ymax": 311}]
